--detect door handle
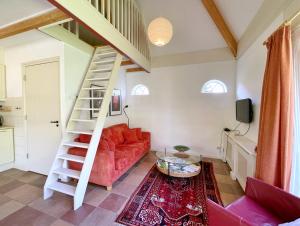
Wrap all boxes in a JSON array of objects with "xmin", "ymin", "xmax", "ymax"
[{"xmin": 50, "ymin": 121, "xmax": 59, "ymax": 124}]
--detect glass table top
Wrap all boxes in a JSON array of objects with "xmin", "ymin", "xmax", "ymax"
[{"xmin": 156, "ymin": 149, "xmax": 201, "ymax": 165}]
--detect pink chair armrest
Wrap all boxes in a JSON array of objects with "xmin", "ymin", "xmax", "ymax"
[
  {"xmin": 245, "ymin": 177, "xmax": 300, "ymax": 222},
  {"xmin": 207, "ymin": 200, "xmax": 251, "ymax": 226}
]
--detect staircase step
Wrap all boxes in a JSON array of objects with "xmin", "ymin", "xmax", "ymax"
[
  {"xmin": 96, "ymin": 45, "xmax": 113, "ymax": 51},
  {"xmin": 74, "ymin": 108, "xmax": 98, "ymax": 111},
  {"xmin": 86, "ymin": 77, "xmax": 110, "ymax": 81},
  {"xmin": 70, "ymin": 119, "xmax": 96, "ymax": 122},
  {"xmin": 58, "ymin": 154, "xmax": 85, "ymax": 163},
  {"xmin": 63, "ymin": 141, "xmax": 89, "ymax": 149},
  {"xmin": 78, "ymin": 97, "xmax": 104, "ymax": 100},
  {"xmin": 93, "ymin": 59, "xmax": 115, "ymax": 64},
  {"xmin": 67, "ymin": 130, "xmax": 93, "ymax": 135},
  {"xmin": 82, "ymin": 87, "xmax": 106, "ymax": 90},
  {"xmin": 53, "ymin": 167, "xmax": 81, "ymax": 179},
  {"xmin": 48, "ymin": 181, "xmax": 76, "ymax": 196},
  {"xmin": 89, "ymin": 68, "xmax": 112, "ymax": 73},
  {"xmin": 95, "ymin": 51, "xmax": 116, "ymax": 57}
]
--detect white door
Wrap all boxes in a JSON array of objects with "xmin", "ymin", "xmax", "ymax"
[{"xmin": 25, "ymin": 59, "xmax": 61, "ymax": 175}]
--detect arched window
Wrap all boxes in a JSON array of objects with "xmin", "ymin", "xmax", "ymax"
[
  {"xmin": 131, "ymin": 84, "xmax": 150, "ymax": 95},
  {"xmin": 201, "ymin": 80, "xmax": 228, "ymax": 94}
]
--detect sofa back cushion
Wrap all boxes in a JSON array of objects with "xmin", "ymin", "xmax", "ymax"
[
  {"xmin": 109, "ymin": 123, "xmax": 128, "ymax": 145},
  {"xmin": 78, "ymin": 134, "xmax": 92, "ymax": 143},
  {"xmin": 124, "ymin": 129, "xmax": 139, "ymax": 143},
  {"xmin": 76, "ymin": 123, "xmax": 129, "ymax": 147},
  {"xmin": 132, "ymin": 128, "xmax": 142, "ymax": 140}
]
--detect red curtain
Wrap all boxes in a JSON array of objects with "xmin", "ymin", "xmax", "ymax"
[{"xmin": 255, "ymin": 25, "xmax": 294, "ymax": 191}]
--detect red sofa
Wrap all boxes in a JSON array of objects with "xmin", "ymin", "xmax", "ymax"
[
  {"xmin": 68, "ymin": 123, "xmax": 151, "ymax": 190},
  {"xmin": 208, "ymin": 177, "xmax": 300, "ymax": 226}
]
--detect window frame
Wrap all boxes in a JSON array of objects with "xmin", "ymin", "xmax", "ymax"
[
  {"xmin": 201, "ymin": 79, "xmax": 228, "ymax": 94},
  {"xmin": 131, "ymin": 84, "xmax": 150, "ymax": 96}
]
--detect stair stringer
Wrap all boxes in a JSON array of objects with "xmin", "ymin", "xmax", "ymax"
[{"xmin": 73, "ymin": 52, "xmax": 123, "ymax": 209}]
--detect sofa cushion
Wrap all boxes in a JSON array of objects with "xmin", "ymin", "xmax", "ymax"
[
  {"xmin": 110, "ymin": 125, "xmax": 128, "ymax": 145},
  {"xmin": 124, "ymin": 129, "xmax": 139, "ymax": 143},
  {"xmin": 78, "ymin": 134, "xmax": 91, "ymax": 143},
  {"xmin": 133, "ymin": 128, "xmax": 142, "ymax": 140},
  {"xmin": 102, "ymin": 128, "xmax": 113, "ymax": 139},
  {"xmin": 226, "ymin": 196, "xmax": 283, "ymax": 226},
  {"xmin": 115, "ymin": 150, "xmax": 132, "ymax": 170}
]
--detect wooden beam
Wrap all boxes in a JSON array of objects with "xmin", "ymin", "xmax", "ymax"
[
  {"xmin": 126, "ymin": 67, "xmax": 145, "ymax": 73},
  {"xmin": 0, "ymin": 9, "xmax": 69, "ymax": 39},
  {"xmin": 121, "ymin": 60, "xmax": 134, "ymax": 66},
  {"xmin": 201, "ymin": 0, "xmax": 237, "ymax": 57}
]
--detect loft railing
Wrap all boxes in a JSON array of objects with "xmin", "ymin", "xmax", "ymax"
[{"xmin": 53, "ymin": 0, "xmax": 151, "ymax": 70}]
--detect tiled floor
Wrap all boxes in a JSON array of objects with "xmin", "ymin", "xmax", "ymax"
[{"xmin": 0, "ymin": 152, "xmax": 244, "ymax": 226}]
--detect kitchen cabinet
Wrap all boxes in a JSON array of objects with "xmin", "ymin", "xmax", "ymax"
[
  {"xmin": 0, "ymin": 64, "xmax": 6, "ymax": 101},
  {"xmin": 0, "ymin": 127, "xmax": 14, "ymax": 165}
]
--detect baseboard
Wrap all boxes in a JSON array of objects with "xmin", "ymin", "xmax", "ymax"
[{"xmin": 0, "ymin": 162, "xmax": 14, "ymax": 172}]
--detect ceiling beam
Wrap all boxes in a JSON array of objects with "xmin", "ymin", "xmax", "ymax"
[
  {"xmin": 201, "ymin": 0, "xmax": 237, "ymax": 57},
  {"xmin": 126, "ymin": 67, "xmax": 145, "ymax": 73},
  {"xmin": 0, "ymin": 9, "xmax": 69, "ymax": 39}
]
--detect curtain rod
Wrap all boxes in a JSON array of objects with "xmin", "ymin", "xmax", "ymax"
[
  {"xmin": 286, "ymin": 10, "xmax": 300, "ymax": 25},
  {"xmin": 263, "ymin": 10, "xmax": 300, "ymax": 45}
]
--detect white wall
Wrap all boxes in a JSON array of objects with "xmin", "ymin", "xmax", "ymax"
[
  {"xmin": 126, "ymin": 61, "xmax": 236, "ymax": 158},
  {"xmin": 62, "ymin": 44, "xmax": 91, "ymax": 128},
  {"xmin": 236, "ymin": 15, "xmax": 284, "ymax": 142},
  {"xmin": 104, "ymin": 67, "xmax": 128, "ymax": 127},
  {"xmin": 5, "ymin": 38, "xmax": 64, "ymax": 98}
]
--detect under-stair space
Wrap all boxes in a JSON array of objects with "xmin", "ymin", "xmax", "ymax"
[{"xmin": 43, "ymin": 45, "xmax": 123, "ymax": 210}]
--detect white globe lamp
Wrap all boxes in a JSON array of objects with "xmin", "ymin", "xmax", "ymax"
[{"xmin": 147, "ymin": 17, "xmax": 173, "ymax": 47}]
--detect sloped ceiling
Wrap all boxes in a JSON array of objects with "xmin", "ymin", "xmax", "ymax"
[
  {"xmin": 0, "ymin": 0, "xmax": 54, "ymax": 28},
  {"xmin": 137, "ymin": 0, "xmax": 264, "ymax": 56},
  {"xmin": 0, "ymin": 0, "xmax": 264, "ymax": 57}
]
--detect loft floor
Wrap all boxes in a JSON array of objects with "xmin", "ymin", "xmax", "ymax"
[{"xmin": 0, "ymin": 152, "xmax": 244, "ymax": 226}]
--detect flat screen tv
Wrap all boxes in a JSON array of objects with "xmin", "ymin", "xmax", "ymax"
[{"xmin": 236, "ymin": 98, "xmax": 253, "ymax": 123}]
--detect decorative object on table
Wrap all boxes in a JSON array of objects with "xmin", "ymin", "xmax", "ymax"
[
  {"xmin": 89, "ymin": 84, "xmax": 104, "ymax": 119},
  {"xmin": 174, "ymin": 145, "xmax": 190, "ymax": 158},
  {"xmin": 109, "ymin": 89, "xmax": 122, "ymax": 116},
  {"xmin": 116, "ymin": 162, "xmax": 222, "ymax": 226},
  {"xmin": 123, "ymin": 105, "xmax": 129, "ymax": 126}
]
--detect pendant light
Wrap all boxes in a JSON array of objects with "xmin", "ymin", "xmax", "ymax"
[{"xmin": 147, "ymin": 17, "xmax": 173, "ymax": 47}]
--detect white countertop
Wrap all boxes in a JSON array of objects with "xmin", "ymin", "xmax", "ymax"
[{"xmin": 225, "ymin": 131, "xmax": 257, "ymax": 156}]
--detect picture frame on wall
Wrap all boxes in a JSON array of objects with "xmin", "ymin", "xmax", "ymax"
[
  {"xmin": 109, "ymin": 89, "xmax": 122, "ymax": 116},
  {"xmin": 90, "ymin": 84, "xmax": 104, "ymax": 119}
]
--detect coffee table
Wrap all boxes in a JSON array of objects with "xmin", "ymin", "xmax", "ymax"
[{"xmin": 156, "ymin": 147, "xmax": 201, "ymax": 178}]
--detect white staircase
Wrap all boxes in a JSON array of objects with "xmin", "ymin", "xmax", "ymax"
[{"xmin": 44, "ymin": 46, "xmax": 123, "ymax": 210}]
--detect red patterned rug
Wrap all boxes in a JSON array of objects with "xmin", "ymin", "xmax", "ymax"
[{"xmin": 116, "ymin": 161, "xmax": 223, "ymax": 226}]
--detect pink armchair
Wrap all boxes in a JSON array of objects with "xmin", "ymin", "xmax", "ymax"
[{"xmin": 208, "ymin": 177, "xmax": 300, "ymax": 226}]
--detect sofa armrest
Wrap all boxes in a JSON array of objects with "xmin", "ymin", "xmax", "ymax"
[
  {"xmin": 95, "ymin": 150, "xmax": 115, "ymax": 174},
  {"xmin": 207, "ymin": 200, "xmax": 251, "ymax": 226},
  {"xmin": 141, "ymin": 132, "xmax": 151, "ymax": 151},
  {"xmin": 245, "ymin": 177, "xmax": 300, "ymax": 222},
  {"xmin": 99, "ymin": 138, "xmax": 115, "ymax": 152}
]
